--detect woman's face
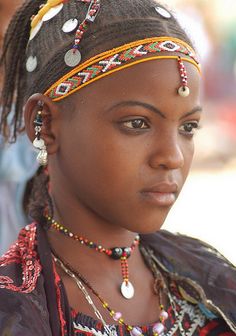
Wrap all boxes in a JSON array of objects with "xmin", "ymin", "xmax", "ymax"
[{"xmin": 53, "ymin": 58, "xmax": 201, "ymax": 233}]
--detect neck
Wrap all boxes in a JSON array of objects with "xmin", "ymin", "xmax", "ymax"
[{"xmin": 47, "ymin": 189, "xmax": 139, "ymax": 268}]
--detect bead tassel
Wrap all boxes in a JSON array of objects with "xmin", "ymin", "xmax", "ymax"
[
  {"xmin": 177, "ymin": 56, "xmax": 190, "ymax": 97},
  {"xmin": 48, "ymin": 216, "xmax": 140, "ymax": 298}
]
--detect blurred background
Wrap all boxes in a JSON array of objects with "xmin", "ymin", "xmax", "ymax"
[
  {"xmin": 0, "ymin": 0, "xmax": 236, "ymax": 263},
  {"xmin": 161, "ymin": 0, "xmax": 236, "ymax": 265}
]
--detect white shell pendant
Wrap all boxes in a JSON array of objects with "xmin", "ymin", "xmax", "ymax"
[
  {"xmin": 121, "ymin": 281, "xmax": 134, "ymax": 299},
  {"xmin": 178, "ymin": 86, "xmax": 190, "ymax": 97},
  {"xmin": 64, "ymin": 49, "xmax": 82, "ymax": 67},
  {"xmin": 42, "ymin": 3, "xmax": 64, "ymax": 22},
  {"xmin": 26, "ymin": 56, "xmax": 38, "ymax": 72},
  {"xmin": 62, "ymin": 18, "xmax": 79, "ymax": 33},
  {"xmin": 33, "ymin": 138, "xmax": 45, "ymax": 150},
  {"xmin": 155, "ymin": 6, "xmax": 172, "ymax": 19},
  {"xmin": 29, "ymin": 20, "xmax": 43, "ymax": 41},
  {"xmin": 37, "ymin": 149, "xmax": 48, "ymax": 166}
]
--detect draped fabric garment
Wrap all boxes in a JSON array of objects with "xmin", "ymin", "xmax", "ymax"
[{"xmin": 0, "ymin": 223, "xmax": 235, "ymax": 335}]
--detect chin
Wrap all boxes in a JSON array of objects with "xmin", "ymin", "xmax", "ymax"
[{"xmin": 125, "ymin": 208, "xmax": 171, "ymax": 235}]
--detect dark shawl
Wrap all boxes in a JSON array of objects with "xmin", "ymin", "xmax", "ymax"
[{"xmin": 0, "ymin": 223, "xmax": 235, "ymax": 335}]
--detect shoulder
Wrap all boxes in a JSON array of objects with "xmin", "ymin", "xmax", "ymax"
[
  {"xmin": 0, "ymin": 285, "xmax": 51, "ymax": 335},
  {"xmin": 0, "ymin": 224, "xmax": 51, "ymax": 334},
  {"xmin": 141, "ymin": 229, "xmax": 235, "ymax": 273},
  {"xmin": 141, "ymin": 230, "xmax": 236, "ymax": 332}
]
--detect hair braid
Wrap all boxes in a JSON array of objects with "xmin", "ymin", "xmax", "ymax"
[
  {"xmin": 0, "ymin": 0, "xmax": 42, "ymax": 141},
  {"xmin": 27, "ymin": 167, "xmax": 54, "ymax": 228}
]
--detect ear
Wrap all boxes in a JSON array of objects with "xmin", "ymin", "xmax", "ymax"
[{"xmin": 24, "ymin": 93, "xmax": 60, "ymax": 155}]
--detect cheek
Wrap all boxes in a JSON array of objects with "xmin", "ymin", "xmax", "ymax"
[
  {"xmin": 182, "ymin": 139, "xmax": 195, "ymax": 181},
  {"xmin": 58, "ymin": 119, "xmax": 141, "ymax": 198}
]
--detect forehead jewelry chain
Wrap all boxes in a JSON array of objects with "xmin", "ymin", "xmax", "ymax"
[
  {"xmin": 52, "ymin": 252, "xmax": 169, "ymax": 336},
  {"xmin": 47, "ymin": 216, "xmax": 140, "ymax": 299},
  {"xmin": 64, "ymin": 0, "xmax": 101, "ymax": 67},
  {"xmin": 177, "ymin": 56, "xmax": 190, "ymax": 97}
]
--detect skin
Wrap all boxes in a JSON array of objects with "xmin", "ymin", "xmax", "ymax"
[{"xmin": 25, "ymin": 57, "xmax": 201, "ymax": 325}]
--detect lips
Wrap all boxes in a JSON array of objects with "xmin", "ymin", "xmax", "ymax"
[{"xmin": 140, "ymin": 182, "xmax": 178, "ymax": 207}]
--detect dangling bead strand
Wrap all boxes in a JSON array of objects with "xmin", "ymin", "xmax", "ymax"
[
  {"xmin": 48, "ymin": 216, "xmax": 140, "ymax": 298},
  {"xmin": 177, "ymin": 56, "xmax": 190, "ymax": 97},
  {"xmin": 53, "ymin": 252, "xmax": 169, "ymax": 336}
]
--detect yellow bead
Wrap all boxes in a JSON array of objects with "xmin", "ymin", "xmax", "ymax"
[
  {"xmin": 31, "ymin": 14, "xmax": 41, "ymax": 29},
  {"xmin": 127, "ymin": 326, "xmax": 133, "ymax": 331},
  {"xmin": 110, "ymin": 310, "xmax": 115, "ymax": 316},
  {"xmin": 48, "ymin": 0, "xmax": 63, "ymax": 6},
  {"xmin": 38, "ymin": 3, "xmax": 51, "ymax": 18},
  {"xmin": 102, "ymin": 302, "xmax": 108, "ymax": 308},
  {"xmin": 118, "ymin": 318, "xmax": 124, "ymax": 324}
]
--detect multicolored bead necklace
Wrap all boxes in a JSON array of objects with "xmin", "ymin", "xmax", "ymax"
[
  {"xmin": 52, "ymin": 251, "xmax": 169, "ymax": 336},
  {"xmin": 47, "ymin": 216, "xmax": 140, "ymax": 299}
]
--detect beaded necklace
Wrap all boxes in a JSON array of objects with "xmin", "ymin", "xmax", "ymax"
[
  {"xmin": 47, "ymin": 216, "xmax": 140, "ymax": 299},
  {"xmin": 52, "ymin": 250, "xmax": 169, "ymax": 336}
]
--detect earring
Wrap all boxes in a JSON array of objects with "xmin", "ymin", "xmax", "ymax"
[{"xmin": 33, "ymin": 101, "xmax": 48, "ymax": 166}]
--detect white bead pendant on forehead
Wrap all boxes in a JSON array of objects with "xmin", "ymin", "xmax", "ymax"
[
  {"xmin": 155, "ymin": 6, "xmax": 172, "ymax": 19},
  {"xmin": 178, "ymin": 86, "xmax": 190, "ymax": 97},
  {"xmin": 26, "ymin": 56, "xmax": 38, "ymax": 72},
  {"xmin": 29, "ymin": 20, "xmax": 43, "ymax": 41},
  {"xmin": 62, "ymin": 18, "xmax": 79, "ymax": 33},
  {"xmin": 42, "ymin": 3, "xmax": 64, "ymax": 22},
  {"xmin": 64, "ymin": 49, "xmax": 82, "ymax": 67}
]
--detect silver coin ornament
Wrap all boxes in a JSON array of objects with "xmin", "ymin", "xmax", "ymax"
[
  {"xmin": 178, "ymin": 86, "xmax": 190, "ymax": 97},
  {"xmin": 64, "ymin": 49, "xmax": 82, "ymax": 67},
  {"xmin": 42, "ymin": 3, "xmax": 64, "ymax": 22},
  {"xmin": 155, "ymin": 6, "xmax": 172, "ymax": 19},
  {"xmin": 26, "ymin": 56, "xmax": 38, "ymax": 72},
  {"xmin": 62, "ymin": 18, "xmax": 79, "ymax": 33},
  {"xmin": 120, "ymin": 281, "xmax": 134, "ymax": 299},
  {"xmin": 29, "ymin": 20, "xmax": 43, "ymax": 41}
]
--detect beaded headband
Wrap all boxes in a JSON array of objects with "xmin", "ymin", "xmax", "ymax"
[{"xmin": 44, "ymin": 37, "xmax": 201, "ymax": 101}]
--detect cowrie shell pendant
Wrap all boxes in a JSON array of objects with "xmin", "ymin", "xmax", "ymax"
[
  {"xmin": 26, "ymin": 56, "xmax": 38, "ymax": 72},
  {"xmin": 120, "ymin": 281, "xmax": 134, "ymax": 299},
  {"xmin": 155, "ymin": 6, "xmax": 172, "ymax": 19}
]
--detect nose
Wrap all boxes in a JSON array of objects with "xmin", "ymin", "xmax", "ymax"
[{"xmin": 148, "ymin": 133, "xmax": 185, "ymax": 170}]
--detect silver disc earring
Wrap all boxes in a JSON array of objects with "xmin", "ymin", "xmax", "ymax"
[{"xmin": 33, "ymin": 102, "xmax": 48, "ymax": 166}]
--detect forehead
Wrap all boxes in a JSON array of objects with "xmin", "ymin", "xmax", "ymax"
[{"xmin": 70, "ymin": 58, "xmax": 201, "ymax": 119}]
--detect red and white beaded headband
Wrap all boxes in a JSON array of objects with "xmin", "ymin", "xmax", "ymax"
[{"xmin": 44, "ymin": 36, "xmax": 201, "ymax": 101}]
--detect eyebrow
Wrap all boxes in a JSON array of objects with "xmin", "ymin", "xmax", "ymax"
[{"xmin": 107, "ymin": 100, "xmax": 203, "ymax": 119}]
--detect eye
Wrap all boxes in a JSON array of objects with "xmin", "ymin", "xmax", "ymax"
[
  {"xmin": 122, "ymin": 119, "xmax": 149, "ymax": 130},
  {"xmin": 179, "ymin": 121, "xmax": 200, "ymax": 136}
]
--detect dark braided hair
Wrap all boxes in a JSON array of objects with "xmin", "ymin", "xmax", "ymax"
[{"xmin": 0, "ymin": 0, "xmax": 194, "ymax": 224}]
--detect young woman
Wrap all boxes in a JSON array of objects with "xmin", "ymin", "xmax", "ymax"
[{"xmin": 0, "ymin": 0, "xmax": 235, "ymax": 335}]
